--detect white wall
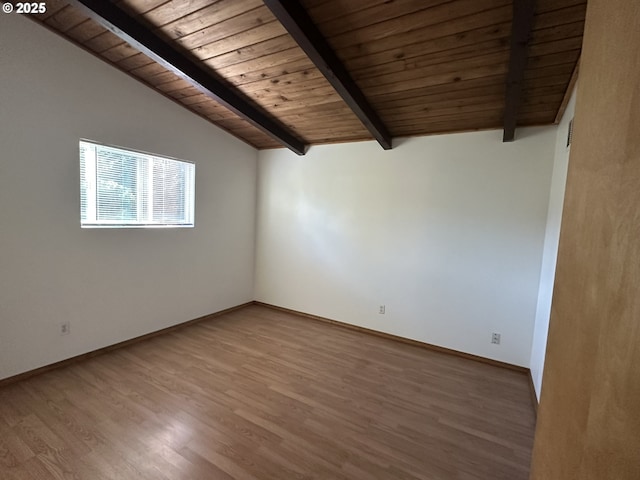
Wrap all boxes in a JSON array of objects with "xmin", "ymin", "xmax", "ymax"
[
  {"xmin": 0, "ymin": 14, "xmax": 258, "ymax": 380},
  {"xmin": 530, "ymin": 86, "xmax": 578, "ymax": 399},
  {"xmin": 255, "ymin": 127, "xmax": 557, "ymax": 367}
]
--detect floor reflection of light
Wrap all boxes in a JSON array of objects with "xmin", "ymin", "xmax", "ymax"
[{"xmin": 154, "ymin": 414, "xmax": 195, "ymax": 450}]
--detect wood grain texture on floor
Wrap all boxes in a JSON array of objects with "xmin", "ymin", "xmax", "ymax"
[{"xmin": 0, "ymin": 304, "xmax": 535, "ymax": 479}]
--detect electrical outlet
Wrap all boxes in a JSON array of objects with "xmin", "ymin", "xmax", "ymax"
[
  {"xmin": 379, "ymin": 305, "xmax": 386, "ymax": 314},
  {"xmin": 60, "ymin": 322, "xmax": 71, "ymax": 336},
  {"xmin": 491, "ymin": 332, "xmax": 501, "ymax": 345}
]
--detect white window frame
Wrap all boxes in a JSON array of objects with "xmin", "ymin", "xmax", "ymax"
[{"xmin": 80, "ymin": 140, "xmax": 195, "ymax": 228}]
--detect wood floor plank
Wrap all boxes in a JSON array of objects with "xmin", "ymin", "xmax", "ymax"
[{"xmin": 0, "ymin": 304, "xmax": 535, "ymax": 479}]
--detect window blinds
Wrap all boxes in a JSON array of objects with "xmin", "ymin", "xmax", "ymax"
[{"xmin": 80, "ymin": 140, "xmax": 195, "ymax": 228}]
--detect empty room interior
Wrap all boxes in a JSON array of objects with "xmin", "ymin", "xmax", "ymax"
[{"xmin": 0, "ymin": 0, "xmax": 638, "ymax": 479}]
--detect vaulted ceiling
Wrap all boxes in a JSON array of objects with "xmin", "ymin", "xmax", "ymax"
[{"xmin": 31, "ymin": 0, "xmax": 585, "ymax": 154}]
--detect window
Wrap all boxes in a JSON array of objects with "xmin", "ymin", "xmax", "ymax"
[{"xmin": 80, "ymin": 140, "xmax": 195, "ymax": 228}]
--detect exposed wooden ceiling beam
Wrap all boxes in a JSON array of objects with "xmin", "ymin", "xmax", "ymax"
[
  {"xmin": 264, "ymin": 0, "xmax": 393, "ymax": 150},
  {"xmin": 68, "ymin": 0, "xmax": 307, "ymax": 155},
  {"xmin": 503, "ymin": 0, "xmax": 536, "ymax": 142}
]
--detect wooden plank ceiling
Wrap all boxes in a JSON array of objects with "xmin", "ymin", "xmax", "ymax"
[{"xmin": 30, "ymin": 0, "xmax": 586, "ymax": 152}]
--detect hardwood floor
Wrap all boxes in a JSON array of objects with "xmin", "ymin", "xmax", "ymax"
[{"xmin": 0, "ymin": 304, "xmax": 536, "ymax": 479}]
